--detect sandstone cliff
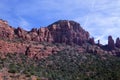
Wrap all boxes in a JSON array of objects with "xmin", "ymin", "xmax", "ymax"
[{"xmin": 0, "ymin": 19, "xmax": 120, "ymax": 58}]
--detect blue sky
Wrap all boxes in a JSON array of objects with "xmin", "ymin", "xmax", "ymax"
[{"xmin": 0, "ymin": 0, "xmax": 120, "ymax": 44}]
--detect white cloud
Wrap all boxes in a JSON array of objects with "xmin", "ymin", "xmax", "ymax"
[
  {"xmin": 18, "ymin": 17, "xmax": 31, "ymax": 31},
  {"xmin": 74, "ymin": 0, "xmax": 120, "ymax": 44}
]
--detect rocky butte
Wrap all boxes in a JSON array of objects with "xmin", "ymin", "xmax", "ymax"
[{"xmin": 0, "ymin": 19, "xmax": 120, "ymax": 59}]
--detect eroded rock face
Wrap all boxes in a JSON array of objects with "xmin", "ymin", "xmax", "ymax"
[
  {"xmin": 48, "ymin": 20, "xmax": 89, "ymax": 45},
  {"xmin": 0, "ymin": 19, "xmax": 90, "ymax": 46},
  {"xmin": 14, "ymin": 27, "xmax": 27, "ymax": 39},
  {"xmin": 0, "ymin": 19, "xmax": 14, "ymax": 40},
  {"xmin": 1, "ymin": 19, "xmax": 120, "ymax": 58},
  {"xmin": 28, "ymin": 20, "xmax": 89, "ymax": 45},
  {"xmin": 0, "ymin": 40, "xmax": 27, "ymax": 54},
  {"xmin": 108, "ymin": 36, "xmax": 115, "ymax": 50},
  {"xmin": 0, "ymin": 19, "xmax": 90, "ymax": 58},
  {"xmin": 25, "ymin": 44, "xmax": 61, "ymax": 59}
]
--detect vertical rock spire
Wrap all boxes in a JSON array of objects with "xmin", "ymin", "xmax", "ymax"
[{"xmin": 108, "ymin": 36, "xmax": 115, "ymax": 50}]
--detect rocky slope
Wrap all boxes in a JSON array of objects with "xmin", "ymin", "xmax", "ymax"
[{"xmin": 1, "ymin": 48, "xmax": 120, "ymax": 80}]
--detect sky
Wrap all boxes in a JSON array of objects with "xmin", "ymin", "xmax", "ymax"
[{"xmin": 0, "ymin": 0, "xmax": 120, "ymax": 44}]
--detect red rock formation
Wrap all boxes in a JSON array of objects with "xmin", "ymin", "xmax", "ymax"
[
  {"xmin": 0, "ymin": 40, "xmax": 27, "ymax": 54},
  {"xmin": 0, "ymin": 19, "xmax": 90, "ymax": 58},
  {"xmin": 88, "ymin": 37, "xmax": 95, "ymax": 45},
  {"xmin": 115, "ymin": 37, "xmax": 120, "ymax": 48},
  {"xmin": 0, "ymin": 19, "xmax": 89, "ymax": 46},
  {"xmin": 1, "ymin": 19, "xmax": 120, "ymax": 58},
  {"xmin": 48, "ymin": 20, "xmax": 89, "ymax": 45},
  {"xmin": 108, "ymin": 36, "xmax": 115, "ymax": 50},
  {"xmin": 14, "ymin": 27, "xmax": 27, "ymax": 39},
  {"xmin": 0, "ymin": 19, "xmax": 14, "ymax": 40}
]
